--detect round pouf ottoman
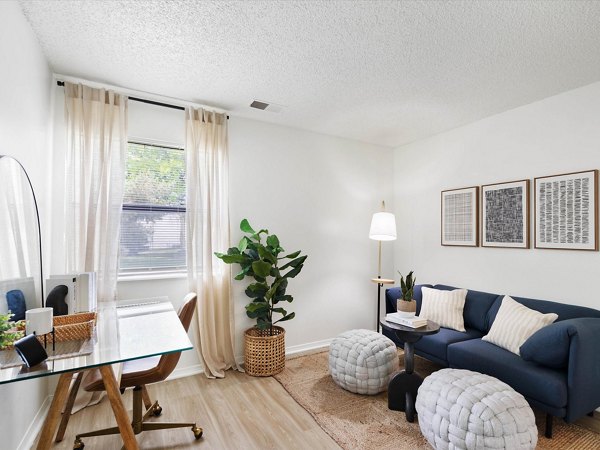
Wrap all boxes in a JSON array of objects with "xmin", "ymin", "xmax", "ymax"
[
  {"xmin": 328, "ymin": 329, "xmax": 399, "ymax": 395},
  {"xmin": 416, "ymin": 368, "xmax": 537, "ymax": 450}
]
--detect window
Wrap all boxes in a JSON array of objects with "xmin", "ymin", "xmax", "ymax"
[{"xmin": 119, "ymin": 142, "xmax": 186, "ymax": 275}]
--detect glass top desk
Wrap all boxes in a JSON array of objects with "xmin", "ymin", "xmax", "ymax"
[{"xmin": 0, "ymin": 298, "xmax": 193, "ymax": 450}]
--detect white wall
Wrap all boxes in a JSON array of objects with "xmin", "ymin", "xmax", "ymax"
[
  {"xmin": 123, "ymin": 105, "xmax": 394, "ymax": 366},
  {"xmin": 52, "ymin": 94, "xmax": 393, "ymax": 369},
  {"xmin": 0, "ymin": 1, "xmax": 53, "ymax": 449},
  {"xmin": 122, "ymin": 109, "xmax": 393, "ymax": 361},
  {"xmin": 228, "ymin": 117, "xmax": 393, "ymax": 349},
  {"xmin": 393, "ymin": 81, "xmax": 600, "ymax": 309},
  {"xmin": 120, "ymin": 110, "xmax": 394, "ymax": 365}
]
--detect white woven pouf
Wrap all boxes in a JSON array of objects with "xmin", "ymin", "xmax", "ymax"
[
  {"xmin": 328, "ymin": 329, "xmax": 399, "ymax": 395},
  {"xmin": 416, "ymin": 368, "xmax": 537, "ymax": 450}
]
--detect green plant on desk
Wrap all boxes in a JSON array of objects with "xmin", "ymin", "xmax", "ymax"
[{"xmin": 0, "ymin": 312, "xmax": 24, "ymax": 350}]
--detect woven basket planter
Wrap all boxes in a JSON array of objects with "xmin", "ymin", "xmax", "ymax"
[{"xmin": 244, "ymin": 326, "xmax": 285, "ymax": 377}]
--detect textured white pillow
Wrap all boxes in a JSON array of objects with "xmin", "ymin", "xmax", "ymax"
[
  {"xmin": 419, "ymin": 287, "xmax": 467, "ymax": 332},
  {"xmin": 482, "ymin": 295, "xmax": 558, "ymax": 355}
]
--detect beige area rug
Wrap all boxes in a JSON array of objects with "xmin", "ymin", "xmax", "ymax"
[{"xmin": 273, "ymin": 350, "xmax": 600, "ymax": 450}]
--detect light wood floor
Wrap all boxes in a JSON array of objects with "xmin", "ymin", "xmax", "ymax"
[
  {"xmin": 36, "ymin": 368, "xmax": 600, "ymax": 450},
  {"xmin": 37, "ymin": 370, "xmax": 341, "ymax": 450}
]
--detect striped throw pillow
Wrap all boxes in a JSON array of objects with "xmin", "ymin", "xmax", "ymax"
[
  {"xmin": 482, "ymin": 296, "xmax": 558, "ymax": 355},
  {"xmin": 419, "ymin": 287, "xmax": 467, "ymax": 332}
]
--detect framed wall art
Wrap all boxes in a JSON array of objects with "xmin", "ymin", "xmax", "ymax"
[
  {"xmin": 441, "ymin": 186, "xmax": 479, "ymax": 247},
  {"xmin": 534, "ymin": 170, "xmax": 598, "ymax": 251},
  {"xmin": 481, "ymin": 179, "xmax": 530, "ymax": 248}
]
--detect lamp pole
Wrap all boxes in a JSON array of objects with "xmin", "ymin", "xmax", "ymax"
[
  {"xmin": 369, "ymin": 201, "xmax": 396, "ymax": 332},
  {"xmin": 371, "ymin": 277, "xmax": 395, "ymax": 332}
]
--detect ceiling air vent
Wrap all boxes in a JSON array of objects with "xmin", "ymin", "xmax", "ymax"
[
  {"xmin": 250, "ymin": 100, "xmax": 269, "ymax": 110},
  {"xmin": 250, "ymin": 100, "xmax": 285, "ymax": 113}
]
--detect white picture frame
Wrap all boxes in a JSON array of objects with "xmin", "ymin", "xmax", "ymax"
[
  {"xmin": 441, "ymin": 186, "xmax": 479, "ymax": 247},
  {"xmin": 534, "ymin": 170, "xmax": 598, "ymax": 251},
  {"xmin": 482, "ymin": 179, "xmax": 530, "ymax": 248}
]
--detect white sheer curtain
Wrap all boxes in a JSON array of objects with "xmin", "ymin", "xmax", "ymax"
[
  {"xmin": 63, "ymin": 82, "xmax": 128, "ymax": 302},
  {"xmin": 186, "ymin": 107, "xmax": 240, "ymax": 378}
]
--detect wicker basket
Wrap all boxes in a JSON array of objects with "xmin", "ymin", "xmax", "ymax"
[
  {"xmin": 244, "ymin": 326, "xmax": 285, "ymax": 377},
  {"xmin": 42, "ymin": 312, "xmax": 97, "ymax": 344}
]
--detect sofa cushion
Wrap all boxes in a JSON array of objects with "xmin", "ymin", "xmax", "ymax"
[
  {"xmin": 419, "ymin": 287, "xmax": 467, "ymax": 332},
  {"xmin": 487, "ymin": 294, "xmax": 600, "ymax": 326},
  {"xmin": 482, "ymin": 296, "xmax": 558, "ymax": 355},
  {"xmin": 386, "ymin": 285, "xmax": 496, "ymax": 332},
  {"xmin": 433, "ymin": 284, "xmax": 500, "ymax": 332},
  {"xmin": 447, "ymin": 338, "xmax": 567, "ymax": 409},
  {"xmin": 520, "ymin": 321, "xmax": 571, "ymax": 369},
  {"xmin": 414, "ymin": 327, "xmax": 482, "ymax": 363}
]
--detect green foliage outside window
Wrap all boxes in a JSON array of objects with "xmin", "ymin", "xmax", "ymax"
[
  {"xmin": 119, "ymin": 143, "xmax": 187, "ymax": 272},
  {"xmin": 124, "ymin": 143, "xmax": 185, "ymax": 206}
]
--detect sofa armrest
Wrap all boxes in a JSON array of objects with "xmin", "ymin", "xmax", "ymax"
[
  {"xmin": 565, "ymin": 318, "xmax": 600, "ymax": 422},
  {"xmin": 385, "ymin": 287, "xmax": 401, "ymax": 314}
]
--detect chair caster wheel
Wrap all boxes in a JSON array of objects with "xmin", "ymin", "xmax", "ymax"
[
  {"xmin": 153, "ymin": 404, "xmax": 163, "ymax": 416},
  {"xmin": 192, "ymin": 425, "xmax": 203, "ymax": 439},
  {"xmin": 73, "ymin": 438, "xmax": 85, "ymax": 449}
]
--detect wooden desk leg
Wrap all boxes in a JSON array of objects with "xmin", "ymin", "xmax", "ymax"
[
  {"xmin": 100, "ymin": 365, "xmax": 139, "ymax": 450},
  {"xmin": 36, "ymin": 372, "xmax": 73, "ymax": 450},
  {"xmin": 55, "ymin": 371, "xmax": 84, "ymax": 442}
]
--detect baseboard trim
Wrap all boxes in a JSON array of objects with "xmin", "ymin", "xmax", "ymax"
[
  {"xmin": 167, "ymin": 338, "xmax": 332, "ymax": 381},
  {"xmin": 285, "ymin": 338, "xmax": 332, "ymax": 356},
  {"xmin": 17, "ymin": 394, "xmax": 52, "ymax": 450},
  {"xmin": 168, "ymin": 364, "xmax": 204, "ymax": 380}
]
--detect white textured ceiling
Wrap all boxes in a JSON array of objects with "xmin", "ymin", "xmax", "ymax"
[{"xmin": 18, "ymin": 0, "xmax": 600, "ymax": 148}]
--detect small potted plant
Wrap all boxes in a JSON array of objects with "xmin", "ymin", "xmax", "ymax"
[
  {"xmin": 0, "ymin": 312, "xmax": 24, "ymax": 350},
  {"xmin": 397, "ymin": 271, "xmax": 417, "ymax": 317},
  {"xmin": 215, "ymin": 219, "xmax": 307, "ymax": 376}
]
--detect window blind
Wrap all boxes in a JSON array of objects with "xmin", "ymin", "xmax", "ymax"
[{"xmin": 119, "ymin": 142, "xmax": 186, "ymax": 274}]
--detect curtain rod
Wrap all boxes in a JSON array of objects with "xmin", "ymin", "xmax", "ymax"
[{"xmin": 56, "ymin": 80, "xmax": 229, "ymax": 119}]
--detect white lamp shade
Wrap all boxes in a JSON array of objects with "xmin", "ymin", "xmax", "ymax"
[
  {"xmin": 369, "ymin": 212, "xmax": 397, "ymax": 241},
  {"xmin": 25, "ymin": 307, "xmax": 53, "ymax": 335}
]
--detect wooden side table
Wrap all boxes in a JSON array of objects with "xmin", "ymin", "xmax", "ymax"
[
  {"xmin": 371, "ymin": 277, "xmax": 394, "ymax": 332},
  {"xmin": 380, "ymin": 319, "xmax": 440, "ymax": 422}
]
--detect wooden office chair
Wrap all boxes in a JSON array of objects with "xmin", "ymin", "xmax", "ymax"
[{"xmin": 72, "ymin": 293, "xmax": 201, "ymax": 449}]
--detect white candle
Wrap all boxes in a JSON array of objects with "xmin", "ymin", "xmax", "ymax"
[{"xmin": 25, "ymin": 307, "xmax": 53, "ymax": 335}]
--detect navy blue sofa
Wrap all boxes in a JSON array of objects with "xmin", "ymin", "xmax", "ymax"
[{"xmin": 384, "ymin": 284, "xmax": 600, "ymax": 437}]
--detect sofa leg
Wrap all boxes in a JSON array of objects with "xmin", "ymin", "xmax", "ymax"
[
  {"xmin": 588, "ymin": 411, "xmax": 595, "ymax": 417},
  {"xmin": 545, "ymin": 414, "xmax": 553, "ymax": 439}
]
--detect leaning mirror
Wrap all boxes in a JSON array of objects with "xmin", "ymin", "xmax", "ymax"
[{"xmin": 0, "ymin": 155, "xmax": 44, "ymax": 321}]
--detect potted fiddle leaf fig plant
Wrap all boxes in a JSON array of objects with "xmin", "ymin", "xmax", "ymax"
[
  {"xmin": 215, "ymin": 219, "xmax": 307, "ymax": 376},
  {"xmin": 397, "ymin": 271, "xmax": 417, "ymax": 317}
]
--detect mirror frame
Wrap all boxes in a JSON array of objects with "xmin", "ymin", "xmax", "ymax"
[{"xmin": 0, "ymin": 155, "xmax": 45, "ymax": 306}]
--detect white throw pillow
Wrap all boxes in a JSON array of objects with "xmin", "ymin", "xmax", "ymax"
[
  {"xmin": 419, "ymin": 287, "xmax": 467, "ymax": 332},
  {"xmin": 482, "ymin": 295, "xmax": 558, "ymax": 355}
]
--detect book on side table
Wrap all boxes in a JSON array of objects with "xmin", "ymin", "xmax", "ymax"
[{"xmin": 385, "ymin": 313, "xmax": 427, "ymax": 328}]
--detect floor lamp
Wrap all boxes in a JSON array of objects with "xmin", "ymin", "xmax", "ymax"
[{"xmin": 369, "ymin": 201, "xmax": 397, "ymax": 332}]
